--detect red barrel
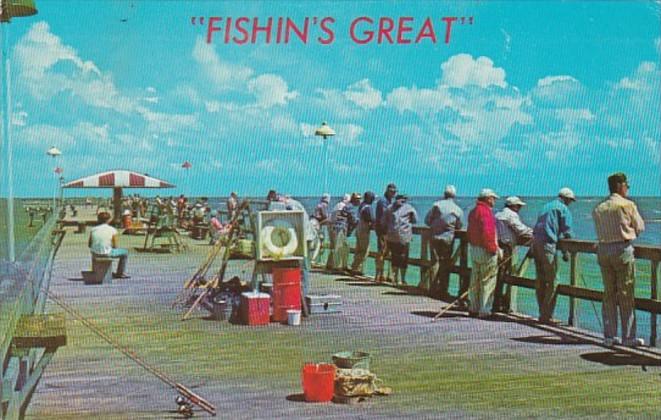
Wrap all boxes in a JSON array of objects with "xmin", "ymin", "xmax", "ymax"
[{"xmin": 272, "ymin": 267, "xmax": 301, "ymax": 322}]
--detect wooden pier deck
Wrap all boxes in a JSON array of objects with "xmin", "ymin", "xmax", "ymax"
[{"xmin": 25, "ymin": 220, "xmax": 661, "ymax": 419}]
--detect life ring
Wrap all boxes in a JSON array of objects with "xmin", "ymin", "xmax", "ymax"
[{"xmin": 261, "ymin": 224, "xmax": 299, "ymax": 258}]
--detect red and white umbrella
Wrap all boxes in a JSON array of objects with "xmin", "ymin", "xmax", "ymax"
[{"xmin": 63, "ymin": 170, "xmax": 175, "ymax": 223}]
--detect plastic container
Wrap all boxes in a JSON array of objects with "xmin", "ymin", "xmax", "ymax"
[
  {"xmin": 272, "ymin": 267, "xmax": 301, "ymax": 322},
  {"xmin": 287, "ymin": 309, "xmax": 301, "ymax": 326},
  {"xmin": 332, "ymin": 351, "xmax": 371, "ymax": 370},
  {"xmin": 302, "ymin": 363, "xmax": 335, "ymax": 402},
  {"xmin": 240, "ymin": 292, "xmax": 270, "ymax": 325}
]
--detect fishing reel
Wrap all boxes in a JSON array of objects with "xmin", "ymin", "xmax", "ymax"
[{"xmin": 175, "ymin": 395, "xmax": 194, "ymax": 418}]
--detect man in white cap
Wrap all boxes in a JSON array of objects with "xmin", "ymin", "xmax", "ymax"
[
  {"xmin": 466, "ymin": 188, "xmax": 501, "ymax": 318},
  {"xmin": 494, "ymin": 196, "xmax": 533, "ymax": 313},
  {"xmin": 531, "ymin": 187, "xmax": 576, "ymax": 325},
  {"xmin": 424, "ymin": 184, "xmax": 463, "ymax": 300},
  {"xmin": 593, "ymin": 172, "xmax": 645, "ymax": 347}
]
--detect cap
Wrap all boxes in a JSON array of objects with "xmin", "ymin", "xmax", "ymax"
[
  {"xmin": 558, "ymin": 187, "xmax": 576, "ymax": 201},
  {"xmin": 343, "ymin": 193, "xmax": 351, "ymax": 202},
  {"xmin": 444, "ymin": 184, "xmax": 457, "ymax": 197},
  {"xmin": 505, "ymin": 196, "xmax": 526, "ymax": 207},
  {"xmin": 478, "ymin": 188, "xmax": 499, "ymax": 199},
  {"xmin": 386, "ymin": 183, "xmax": 398, "ymax": 192},
  {"xmin": 350, "ymin": 192, "xmax": 361, "ymax": 201},
  {"xmin": 395, "ymin": 193, "xmax": 408, "ymax": 200},
  {"xmin": 122, "ymin": 209, "xmax": 131, "ymax": 216}
]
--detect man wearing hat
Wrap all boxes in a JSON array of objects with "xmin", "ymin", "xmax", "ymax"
[
  {"xmin": 351, "ymin": 191, "xmax": 376, "ymax": 275},
  {"xmin": 375, "ymin": 183, "xmax": 398, "ymax": 281},
  {"xmin": 424, "ymin": 184, "xmax": 463, "ymax": 300},
  {"xmin": 384, "ymin": 193, "xmax": 418, "ymax": 285},
  {"xmin": 494, "ymin": 196, "xmax": 533, "ymax": 313},
  {"xmin": 466, "ymin": 189, "xmax": 501, "ymax": 318},
  {"xmin": 592, "ymin": 173, "xmax": 645, "ymax": 347},
  {"xmin": 532, "ymin": 187, "xmax": 576, "ymax": 325}
]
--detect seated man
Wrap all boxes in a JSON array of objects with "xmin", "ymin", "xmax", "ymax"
[{"xmin": 88, "ymin": 211, "xmax": 130, "ymax": 278}]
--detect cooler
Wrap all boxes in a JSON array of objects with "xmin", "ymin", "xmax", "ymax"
[{"xmin": 240, "ymin": 292, "xmax": 270, "ymax": 325}]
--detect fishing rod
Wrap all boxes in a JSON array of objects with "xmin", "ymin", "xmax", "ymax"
[
  {"xmin": 44, "ymin": 288, "xmax": 217, "ymax": 416},
  {"xmin": 431, "ymin": 239, "xmax": 534, "ymax": 322}
]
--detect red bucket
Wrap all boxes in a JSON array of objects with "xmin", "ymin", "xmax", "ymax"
[
  {"xmin": 272, "ymin": 267, "xmax": 301, "ymax": 322},
  {"xmin": 302, "ymin": 363, "xmax": 335, "ymax": 402}
]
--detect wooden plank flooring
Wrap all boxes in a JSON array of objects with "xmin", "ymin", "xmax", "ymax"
[{"xmin": 25, "ymin": 225, "xmax": 661, "ymax": 419}]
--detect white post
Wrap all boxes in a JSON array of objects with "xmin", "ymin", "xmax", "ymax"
[{"xmin": 1, "ymin": 22, "xmax": 15, "ymax": 262}]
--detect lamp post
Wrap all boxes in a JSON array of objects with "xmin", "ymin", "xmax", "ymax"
[
  {"xmin": 47, "ymin": 146, "xmax": 62, "ymax": 211},
  {"xmin": 314, "ymin": 121, "xmax": 335, "ymax": 194},
  {"xmin": 1, "ymin": 0, "xmax": 38, "ymax": 262},
  {"xmin": 181, "ymin": 160, "xmax": 192, "ymax": 197}
]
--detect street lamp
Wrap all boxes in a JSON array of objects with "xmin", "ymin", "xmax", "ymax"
[
  {"xmin": 47, "ymin": 146, "xmax": 62, "ymax": 211},
  {"xmin": 314, "ymin": 121, "xmax": 335, "ymax": 194},
  {"xmin": 1, "ymin": 0, "xmax": 38, "ymax": 262}
]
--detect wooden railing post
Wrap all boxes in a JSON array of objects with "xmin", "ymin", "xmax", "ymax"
[
  {"xmin": 459, "ymin": 236, "xmax": 469, "ymax": 297},
  {"xmin": 418, "ymin": 229, "xmax": 431, "ymax": 292},
  {"xmin": 568, "ymin": 252, "xmax": 578, "ymax": 327},
  {"xmin": 651, "ymin": 259, "xmax": 659, "ymax": 347}
]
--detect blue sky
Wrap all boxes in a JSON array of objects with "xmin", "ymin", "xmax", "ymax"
[{"xmin": 3, "ymin": 0, "xmax": 660, "ymax": 197}]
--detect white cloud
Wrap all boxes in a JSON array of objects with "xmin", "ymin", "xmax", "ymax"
[
  {"xmin": 615, "ymin": 61, "xmax": 657, "ymax": 90},
  {"xmin": 440, "ymin": 54, "xmax": 507, "ymax": 88},
  {"xmin": 13, "ymin": 22, "xmax": 135, "ymax": 114},
  {"xmin": 537, "ymin": 75, "xmax": 578, "ymax": 87},
  {"xmin": 334, "ymin": 124, "xmax": 364, "ymax": 147},
  {"xmin": 299, "ymin": 123, "xmax": 317, "ymax": 138},
  {"xmin": 532, "ymin": 75, "xmax": 583, "ymax": 106},
  {"xmin": 343, "ymin": 79, "xmax": 384, "ymax": 110},
  {"xmin": 269, "ymin": 114, "xmax": 299, "ymax": 135},
  {"xmin": 136, "ymin": 106, "xmax": 198, "ymax": 134},
  {"xmin": 555, "ymin": 108, "xmax": 595, "ymax": 125},
  {"xmin": 386, "ymin": 86, "xmax": 453, "ymax": 114},
  {"xmin": 192, "ymin": 37, "xmax": 253, "ymax": 91},
  {"xmin": 12, "ymin": 111, "xmax": 28, "ymax": 127},
  {"xmin": 247, "ymin": 74, "xmax": 299, "ymax": 108},
  {"xmin": 18, "ymin": 124, "xmax": 75, "ymax": 147}
]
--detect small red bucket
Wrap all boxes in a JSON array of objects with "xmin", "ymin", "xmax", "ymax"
[{"xmin": 302, "ymin": 363, "xmax": 335, "ymax": 402}]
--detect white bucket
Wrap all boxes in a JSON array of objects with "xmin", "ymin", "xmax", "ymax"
[{"xmin": 287, "ymin": 309, "xmax": 301, "ymax": 326}]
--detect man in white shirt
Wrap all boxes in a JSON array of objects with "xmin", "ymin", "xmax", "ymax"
[
  {"xmin": 494, "ymin": 196, "xmax": 533, "ymax": 313},
  {"xmin": 88, "ymin": 211, "xmax": 129, "ymax": 278}
]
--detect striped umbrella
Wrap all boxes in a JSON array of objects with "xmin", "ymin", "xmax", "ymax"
[{"xmin": 63, "ymin": 170, "xmax": 175, "ymax": 223}]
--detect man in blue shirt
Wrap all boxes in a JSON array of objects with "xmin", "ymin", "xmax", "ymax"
[
  {"xmin": 532, "ymin": 187, "xmax": 575, "ymax": 325},
  {"xmin": 374, "ymin": 183, "xmax": 397, "ymax": 282}
]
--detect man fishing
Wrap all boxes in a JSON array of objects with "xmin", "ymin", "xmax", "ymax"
[
  {"xmin": 532, "ymin": 188, "xmax": 575, "ymax": 325},
  {"xmin": 466, "ymin": 189, "xmax": 501, "ymax": 318},
  {"xmin": 592, "ymin": 173, "xmax": 645, "ymax": 347},
  {"xmin": 494, "ymin": 196, "xmax": 533, "ymax": 313},
  {"xmin": 424, "ymin": 184, "xmax": 463, "ymax": 300}
]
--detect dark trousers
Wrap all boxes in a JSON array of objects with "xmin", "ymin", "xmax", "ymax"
[
  {"xmin": 388, "ymin": 241, "xmax": 410, "ymax": 269},
  {"xmin": 493, "ymin": 243, "xmax": 513, "ymax": 313},
  {"xmin": 430, "ymin": 239, "xmax": 453, "ymax": 299}
]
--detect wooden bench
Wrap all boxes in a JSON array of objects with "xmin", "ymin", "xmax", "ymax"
[{"xmin": 81, "ymin": 256, "xmax": 113, "ymax": 285}]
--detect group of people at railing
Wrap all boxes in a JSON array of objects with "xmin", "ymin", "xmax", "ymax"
[{"xmin": 312, "ymin": 172, "xmax": 647, "ymax": 348}]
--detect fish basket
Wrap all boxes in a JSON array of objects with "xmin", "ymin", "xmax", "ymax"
[{"xmin": 332, "ymin": 351, "xmax": 371, "ymax": 370}]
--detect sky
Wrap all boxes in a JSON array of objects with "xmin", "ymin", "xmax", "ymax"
[{"xmin": 1, "ymin": 0, "xmax": 660, "ymax": 198}]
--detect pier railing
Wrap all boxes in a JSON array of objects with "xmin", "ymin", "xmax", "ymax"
[
  {"xmin": 347, "ymin": 226, "xmax": 661, "ymax": 346},
  {"xmin": 1, "ymin": 211, "xmax": 67, "ymax": 419}
]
